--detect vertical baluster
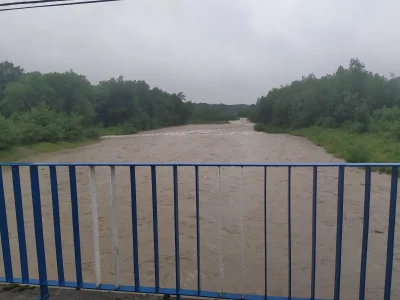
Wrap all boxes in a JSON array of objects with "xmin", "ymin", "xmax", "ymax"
[
  {"xmin": 49, "ymin": 166, "xmax": 65, "ymax": 286},
  {"xmin": 89, "ymin": 166, "xmax": 101, "ymax": 287},
  {"xmin": 173, "ymin": 166, "xmax": 180, "ymax": 298},
  {"xmin": 151, "ymin": 166, "xmax": 160, "ymax": 292},
  {"xmin": 334, "ymin": 166, "xmax": 345, "ymax": 300},
  {"xmin": 130, "ymin": 166, "xmax": 140, "ymax": 290},
  {"xmin": 30, "ymin": 166, "xmax": 49, "ymax": 299},
  {"xmin": 110, "ymin": 166, "xmax": 119, "ymax": 288},
  {"xmin": 359, "ymin": 166, "xmax": 371, "ymax": 300},
  {"xmin": 384, "ymin": 167, "xmax": 398, "ymax": 300},
  {"xmin": 217, "ymin": 167, "xmax": 223, "ymax": 296},
  {"xmin": 311, "ymin": 167, "xmax": 317, "ymax": 300},
  {"xmin": 288, "ymin": 166, "xmax": 292, "ymax": 300},
  {"xmin": 0, "ymin": 166, "xmax": 13, "ymax": 282},
  {"xmin": 69, "ymin": 166, "xmax": 83, "ymax": 287},
  {"xmin": 195, "ymin": 166, "xmax": 201, "ymax": 296},
  {"xmin": 264, "ymin": 167, "xmax": 267, "ymax": 300},
  {"xmin": 12, "ymin": 166, "xmax": 29, "ymax": 283},
  {"xmin": 240, "ymin": 167, "xmax": 245, "ymax": 298}
]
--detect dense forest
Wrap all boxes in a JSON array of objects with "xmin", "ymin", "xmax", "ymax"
[
  {"xmin": 189, "ymin": 102, "xmax": 250, "ymax": 123},
  {"xmin": 251, "ymin": 58, "xmax": 400, "ymax": 164},
  {"xmin": 0, "ymin": 61, "xmax": 247, "ymax": 152}
]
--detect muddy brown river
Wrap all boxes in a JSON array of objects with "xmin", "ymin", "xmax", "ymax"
[{"xmin": 0, "ymin": 119, "xmax": 399, "ymax": 300}]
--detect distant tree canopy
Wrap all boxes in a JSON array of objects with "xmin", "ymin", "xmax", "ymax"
[
  {"xmin": 0, "ymin": 60, "xmax": 249, "ymax": 150},
  {"xmin": 251, "ymin": 58, "xmax": 400, "ymax": 139},
  {"xmin": 188, "ymin": 102, "xmax": 250, "ymax": 123}
]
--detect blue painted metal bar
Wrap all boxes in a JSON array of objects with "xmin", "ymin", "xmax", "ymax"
[
  {"xmin": 173, "ymin": 166, "xmax": 181, "ymax": 298},
  {"xmin": 0, "ymin": 276, "xmax": 333, "ymax": 300},
  {"xmin": 288, "ymin": 167, "xmax": 292, "ymax": 300},
  {"xmin": 130, "ymin": 166, "xmax": 140, "ymax": 290},
  {"xmin": 2, "ymin": 162, "xmax": 400, "ymax": 300},
  {"xmin": 359, "ymin": 166, "xmax": 371, "ymax": 300},
  {"xmin": 384, "ymin": 167, "xmax": 398, "ymax": 300},
  {"xmin": 11, "ymin": 166, "xmax": 29, "ymax": 283},
  {"xmin": 334, "ymin": 166, "xmax": 345, "ymax": 300},
  {"xmin": 195, "ymin": 166, "xmax": 201, "ymax": 296},
  {"xmin": 151, "ymin": 166, "xmax": 160, "ymax": 292},
  {"xmin": 69, "ymin": 166, "xmax": 83, "ymax": 287},
  {"xmin": 29, "ymin": 166, "xmax": 49, "ymax": 299},
  {"xmin": 311, "ymin": 167, "xmax": 317, "ymax": 300},
  {"xmin": 0, "ymin": 167, "xmax": 13, "ymax": 282},
  {"xmin": 2, "ymin": 162, "xmax": 400, "ymax": 167},
  {"xmin": 264, "ymin": 167, "xmax": 268, "ymax": 300},
  {"xmin": 49, "ymin": 166, "xmax": 65, "ymax": 286}
]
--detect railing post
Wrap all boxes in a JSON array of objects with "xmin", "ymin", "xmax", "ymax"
[
  {"xmin": 0, "ymin": 167, "xmax": 13, "ymax": 283},
  {"xmin": 89, "ymin": 166, "xmax": 101, "ymax": 287},
  {"xmin": 334, "ymin": 166, "xmax": 345, "ymax": 300},
  {"xmin": 173, "ymin": 166, "xmax": 180, "ymax": 299},
  {"xmin": 240, "ymin": 167, "xmax": 245, "ymax": 298},
  {"xmin": 359, "ymin": 166, "xmax": 371, "ymax": 300},
  {"xmin": 287, "ymin": 166, "xmax": 292, "ymax": 300},
  {"xmin": 195, "ymin": 166, "xmax": 201, "ymax": 296},
  {"xmin": 69, "ymin": 166, "xmax": 83, "ymax": 288},
  {"xmin": 130, "ymin": 166, "xmax": 140, "ymax": 290},
  {"xmin": 311, "ymin": 166, "xmax": 317, "ymax": 300},
  {"xmin": 49, "ymin": 166, "xmax": 65, "ymax": 286},
  {"xmin": 110, "ymin": 166, "xmax": 120, "ymax": 288},
  {"xmin": 384, "ymin": 166, "xmax": 398, "ymax": 300},
  {"xmin": 217, "ymin": 167, "xmax": 223, "ymax": 296},
  {"xmin": 151, "ymin": 166, "xmax": 160, "ymax": 292},
  {"xmin": 12, "ymin": 166, "xmax": 29, "ymax": 283},
  {"xmin": 30, "ymin": 166, "xmax": 49, "ymax": 299},
  {"xmin": 264, "ymin": 167, "xmax": 267, "ymax": 300}
]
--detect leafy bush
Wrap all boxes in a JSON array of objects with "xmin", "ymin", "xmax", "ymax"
[
  {"xmin": 349, "ymin": 122, "xmax": 367, "ymax": 133},
  {"xmin": 19, "ymin": 123, "xmax": 47, "ymax": 144},
  {"xmin": 121, "ymin": 123, "xmax": 137, "ymax": 134},
  {"xmin": 84, "ymin": 127, "xmax": 101, "ymax": 139},
  {"xmin": 254, "ymin": 123, "xmax": 266, "ymax": 132},
  {"xmin": 344, "ymin": 143, "xmax": 370, "ymax": 162},
  {"xmin": 0, "ymin": 115, "xmax": 19, "ymax": 150}
]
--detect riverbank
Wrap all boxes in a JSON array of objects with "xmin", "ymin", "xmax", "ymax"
[
  {"xmin": 0, "ymin": 121, "xmax": 238, "ymax": 162},
  {"xmin": 0, "ymin": 139, "xmax": 98, "ymax": 162},
  {"xmin": 255, "ymin": 123, "xmax": 399, "ymax": 173}
]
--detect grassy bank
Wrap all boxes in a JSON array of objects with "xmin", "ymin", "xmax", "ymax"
[
  {"xmin": 0, "ymin": 124, "xmax": 141, "ymax": 162},
  {"xmin": 254, "ymin": 123, "xmax": 400, "ymax": 173},
  {"xmin": 0, "ymin": 119, "xmax": 235, "ymax": 162},
  {"xmin": 0, "ymin": 139, "xmax": 98, "ymax": 162}
]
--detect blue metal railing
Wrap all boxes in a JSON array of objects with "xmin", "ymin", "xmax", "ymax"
[{"xmin": 0, "ymin": 162, "xmax": 398, "ymax": 300}]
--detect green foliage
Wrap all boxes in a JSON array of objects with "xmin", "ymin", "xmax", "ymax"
[
  {"xmin": 251, "ymin": 58, "xmax": 400, "ymax": 133},
  {"xmin": 188, "ymin": 102, "xmax": 244, "ymax": 123},
  {"xmin": 254, "ymin": 123, "xmax": 286, "ymax": 133},
  {"xmin": 0, "ymin": 60, "xmax": 249, "ymax": 159},
  {"xmin": 292, "ymin": 127, "xmax": 400, "ymax": 167},
  {"xmin": 252, "ymin": 58, "xmax": 400, "ymax": 165},
  {"xmin": 0, "ymin": 115, "xmax": 19, "ymax": 150},
  {"xmin": 84, "ymin": 128, "xmax": 101, "ymax": 139}
]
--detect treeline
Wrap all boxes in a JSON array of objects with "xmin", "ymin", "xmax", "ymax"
[
  {"xmin": 251, "ymin": 58, "xmax": 400, "ymax": 135},
  {"xmin": 251, "ymin": 58, "xmax": 400, "ymax": 163},
  {"xmin": 0, "ymin": 61, "xmax": 247, "ymax": 151},
  {"xmin": 188, "ymin": 103, "xmax": 250, "ymax": 124}
]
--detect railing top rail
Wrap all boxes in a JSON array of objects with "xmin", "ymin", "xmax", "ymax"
[{"xmin": 0, "ymin": 162, "xmax": 399, "ymax": 167}]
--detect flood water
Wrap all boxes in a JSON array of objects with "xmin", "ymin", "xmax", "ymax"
[{"xmin": 0, "ymin": 119, "xmax": 399, "ymax": 300}]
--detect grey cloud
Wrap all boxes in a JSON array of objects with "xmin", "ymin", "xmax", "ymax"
[{"xmin": 1, "ymin": 0, "xmax": 399, "ymax": 104}]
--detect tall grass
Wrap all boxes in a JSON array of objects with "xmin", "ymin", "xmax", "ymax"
[{"xmin": 255, "ymin": 124, "xmax": 400, "ymax": 173}]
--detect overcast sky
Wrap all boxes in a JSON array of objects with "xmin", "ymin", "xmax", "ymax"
[{"xmin": 1, "ymin": 0, "xmax": 399, "ymax": 104}]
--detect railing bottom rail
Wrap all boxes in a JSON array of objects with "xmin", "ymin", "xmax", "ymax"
[{"xmin": 0, "ymin": 277, "xmax": 330, "ymax": 300}]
